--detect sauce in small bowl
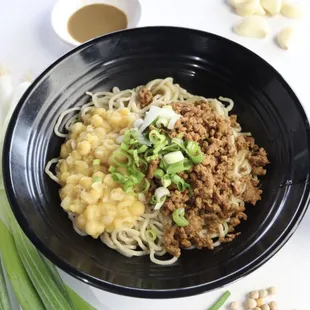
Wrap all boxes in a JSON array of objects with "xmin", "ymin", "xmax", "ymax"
[{"xmin": 51, "ymin": 0, "xmax": 141, "ymax": 46}]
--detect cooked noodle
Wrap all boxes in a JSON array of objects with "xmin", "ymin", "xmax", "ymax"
[{"xmin": 46, "ymin": 77, "xmax": 258, "ymax": 265}]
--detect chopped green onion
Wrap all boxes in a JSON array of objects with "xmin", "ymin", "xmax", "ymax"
[
  {"xmin": 150, "ymin": 195, "xmax": 157, "ymax": 205},
  {"xmin": 137, "ymin": 145, "xmax": 148, "ymax": 153},
  {"xmin": 166, "ymin": 158, "xmax": 193, "ymax": 174},
  {"xmin": 149, "ymin": 130, "xmax": 166, "ymax": 145},
  {"xmin": 154, "ymin": 169, "xmax": 164, "ymax": 179},
  {"xmin": 186, "ymin": 141, "xmax": 203, "ymax": 164},
  {"xmin": 93, "ymin": 176, "xmax": 102, "ymax": 183},
  {"xmin": 154, "ymin": 187, "xmax": 170, "ymax": 210},
  {"xmin": 171, "ymin": 174, "xmax": 191, "ymax": 192},
  {"xmin": 112, "ymin": 150, "xmax": 132, "ymax": 167},
  {"xmin": 163, "ymin": 151, "xmax": 184, "ymax": 164},
  {"xmin": 155, "ymin": 118, "xmax": 169, "ymax": 128},
  {"xmin": 93, "ymin": 159, "xmax": 100, "ymax": 166},
  {"xmin": 172, "ymin": 208, "xmax": 189, "ymax": 227},
  {"xmin": 146, "ymin": 229, "xmax": 157, "ymax": 241},
  {"xmin": 161, "ymin": 174, "xmax": 172, "ymax": 188},
  {"xmin": 208, "ymin": 291, "xmax": 231, "ymax": 310}
]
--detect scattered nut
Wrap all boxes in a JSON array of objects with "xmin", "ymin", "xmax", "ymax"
[
  {"xmin": 267, "ymin": 286, "xmax": 276, "ymax": 295},
  {"xmin": 261, "ymin": 0, "xmax": 282, "ymax": 15},
  {"xmin": 281, "ymin": 1, "xmax": 303, "ymax": 19},
  {"xmin": 249, "ymin": 290, "xmax": 259, "ymax": 299},
  {"xmin": 230, "ymin": 301, "xmax": 238, "ymax": 310},
  {"xmin": 247, "ymin": 298, "xmax": 257, "ymax": 309},
  {"xmin": 276, "ymin": 27, "xmax": 294, "ymax": 50},
  {"xmin": 261, "ymin": 305, "xmax": 270, "ymax": 310},
  {"xmin": 256, "ymin": 298, "xmax": 264, "ymax": 307},
  {"xmin": 259, "ymin": 289, "xmax": 268, "ymax": 298},
  {"xmin": 233, "ymin": 16, "xmax": 270, "ymax": 38},
  {"xmin": 269, "ymin": 301, "xmax": 278, "ymax": 310}
]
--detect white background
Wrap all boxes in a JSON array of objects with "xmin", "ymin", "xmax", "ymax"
[{"xmin": 1, "ymin": 0, "xmax": 310, "ymax": 309}]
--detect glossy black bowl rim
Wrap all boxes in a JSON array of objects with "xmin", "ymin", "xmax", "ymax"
[{"xmin": 3, "ymin": 26, "xmax": 310, "ymax": 298}]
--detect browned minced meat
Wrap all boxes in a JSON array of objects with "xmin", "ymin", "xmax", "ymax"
[
  {"xmin": 160, "ymin": 100, "xmax": 269, "ymax": 257},
  {"xmin": 146, "ymin": 159, "xmax": 159, "ymax": 179},
  {"xmin": 138, "ymin": 87, "xmax": 153, "ymax": 108}
]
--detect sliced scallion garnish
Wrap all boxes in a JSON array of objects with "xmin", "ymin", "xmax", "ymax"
[{"xmin": 172, "ymin": 208, "xmax": 189, "ymax": 227}]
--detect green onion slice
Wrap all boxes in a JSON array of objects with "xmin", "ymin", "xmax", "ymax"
[
  {"xmin": 172, "ymin": 208, "xmax": 189, "ymax": 227},
  {"xmin": 92, "ymin": 176, "xmax": 102, "ymax": 183},
  {"xmin": 163, "ymin": 151, "xmax": 184, "ymax": 164},
  {"xmin": 186, "ymin": 141, "xmax": 203, "ymax": 164},
  {"xmin": 146, "ymin": 229, "xmax": 158, "ymax": 241}
]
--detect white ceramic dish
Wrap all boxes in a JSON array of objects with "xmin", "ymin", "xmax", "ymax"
[{"xmin": 51, "ymin": 0, "xmax": 142, "ymax": 46}]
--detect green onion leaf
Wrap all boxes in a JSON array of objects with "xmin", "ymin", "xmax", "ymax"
[
  {"xmin": 146, "ymin": 229, "xmax": 158, "ymax": 241},
  {"xmin": 0, "ymin": 256, "xmax": 13, "ymax": 310},
  {"xmin": 172, "ymin": 208, "xmax": 189, "ymax": 227},
  {"xmin": 142, "ymin": 179, "xmax": 150, "ymax": 192},
  {"xmin": 208, "ymin": 291, "xmax": 231, "ymax": 310},
  {"xmin": 92, "ymin": 159, "xmax": 100, "ymax": 166},
  {"xmin": 0, "ymin": 218, "xmax": 43, "ymax": 309}
]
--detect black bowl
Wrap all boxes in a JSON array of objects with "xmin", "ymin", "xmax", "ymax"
[{"xmin": 3, "ymin": 27, "xmax": 310, "ymax": 298}]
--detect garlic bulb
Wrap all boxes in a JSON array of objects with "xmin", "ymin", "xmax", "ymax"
[
  {"xmin": 261, "ymin": 0, "xmax": 282, "ymax": 15},
  {"xmin": 281, "ymin": 2, "xmax": 303, "ymax": 19},
  {"xmin": 276, "ymin": 27, "xmax": 294, "ymax": 49},
  {"xmin": 233, "ymin": 16, "xmax": 270, "ymax": 38}
]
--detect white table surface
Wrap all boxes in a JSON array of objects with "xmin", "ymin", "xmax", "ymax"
[{"xmin": 1, "ymin": 1, "xmax": 310, "ymax": 309}]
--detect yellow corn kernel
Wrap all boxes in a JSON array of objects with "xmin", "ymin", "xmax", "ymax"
[
  {"xmin": 119, "ymin": 108, "xmax": 130, "ymax": 116},
  {"xmin": 80, "ymin": 190, "xmax": 99, "ymax": 205},
  {"xmin": 59, "ymin": 160, "xmax": 69, "ymax": 173},
  {"xmin": 128, "ymin": 201, "xmax": 145, "ymax": 216},
  {"xmin": 101, "ymin": 215, "xmax": 114, "ymax": 226},
  {"xmin": 66, "ymin": 174, "xmax": 81, "ymax": 184},
  {"xmin": 87, "ymin": 135, "xmax": 99, "ymax": 148},
  {"xmin": 71, "ymin": 150, "xmax": 82, "ymax": 160},
  {"xmin": 94, "ymin": 108, "xmax": 106, "ymax": 117},
  {"xmin": 77, "ymin": 141, "xmax": 91, "ymax": 155},
  {"xmin": 109, "ymin": 114, "xmax": 122, "ymax": 128},
  {"xmin": 79, "ymin": 176, "xmax": 92, "ymax": 189},
  {"xmin": 60, "ymin": 184, "xmax": 75, "ymax": 199},
  {"xmin": 60, "ymin": 144, "xmax": 69, "ymax": 158},
  {"xmin": 69, "ymin": 202, "xmax": 86, "ymax": 214},
  {"xmin": 70, "ymin": 122, "xmax": 86, "ymax": 135},
  {"xmin": 110, "ymin": 188, "xmax": 125, "ymax": 201},
  {"xmin": 76, "ymin": 214, "xmax": 86, "ymax": 230},
  {"xmin": 60, "ymin": 196, "xmax": 71, "ymax": 210},
  {"xmin": 103, "ymin": 174, "xmax": 118, "ymax": 188},
  {"xmin": 91, "ymin": 114, "xmax": 104, "ymax": 128},
  {"xmin": 59, "ymin": 172, "xmax": 70, "ymax": 183},
  {"xmin": 74, "ymin": 160, "xmax": 89, "ymax": 175}
]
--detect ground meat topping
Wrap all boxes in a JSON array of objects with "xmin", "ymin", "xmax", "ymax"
[
  {"xmin": 157, "ymin": 100, "xmax": 269, "ymax": 257},
  {"xmin": 138, "ymin": 87, "xmax": 153, "ymax": 108}
]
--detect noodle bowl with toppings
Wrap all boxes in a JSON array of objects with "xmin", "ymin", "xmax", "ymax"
[{"xmin": 46, "ymin": 77, "xmax": 269, "ymax": 265}]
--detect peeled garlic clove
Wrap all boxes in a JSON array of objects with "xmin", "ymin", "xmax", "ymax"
[
  {"xmin": 281, "ymin": 2, "xmax": 303, "ymax": 19},
  {"xmin": 233, "ymin": 16, "xmax": 270, "ymax": 38},
  {"xmin": 235, "ymin": 0, "xmax": 266, "ymax": 16},
  {"xmin": 261, "ymin": 0, "xmax": 282, "ymax": 15},
  {"xmin": 276, "ymin": 27, "xmax": 294, "ymax": 49},
  {"xmin": 229, "ymin": 0, "xmax": 248, "ymax": 8}
]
